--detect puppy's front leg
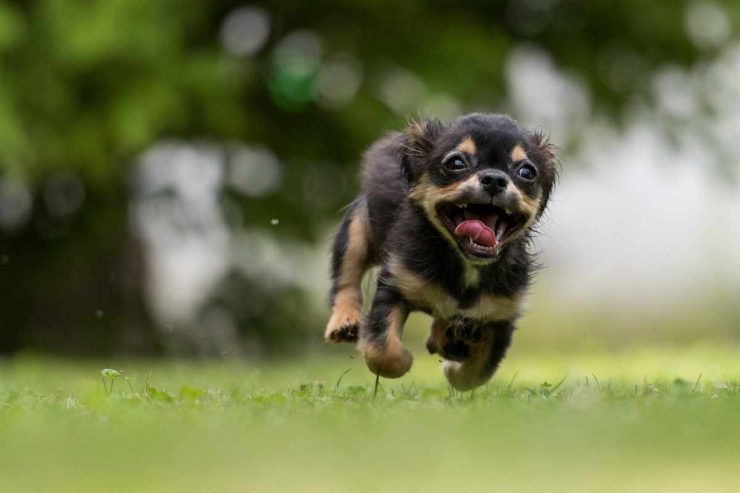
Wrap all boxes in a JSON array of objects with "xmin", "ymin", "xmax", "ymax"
[
  {"xmin": 325, "ymin": 200, "xmax": 370, "ymax": 343},
  {"xmin": 360, "ymin": 276, "xmax": 412, "ymax": 378}
]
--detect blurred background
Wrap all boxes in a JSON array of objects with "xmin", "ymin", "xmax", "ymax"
[{"xmin": 0, "ymin": 0, "xmax": 738, "ymax": 358}]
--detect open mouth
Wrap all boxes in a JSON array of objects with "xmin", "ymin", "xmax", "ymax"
[{"xmin": 436, "ymin": 202, "xmax": 527, "ymax": 258}]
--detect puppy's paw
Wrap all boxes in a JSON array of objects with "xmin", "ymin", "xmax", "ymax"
[
  {"xmin": 443, "ymin": 360, "xmax": 488, "ymax": 391},
  {"xmin": 426, "ymin": 318, "xmax": 487, "ymax": 362},
  {"xmin": 362, "ymin": 342, "xmax": 413, "ymax": 378},
  {"xmin": 324, "ymin": 309, "xmax": 362, "ymax": 343}
]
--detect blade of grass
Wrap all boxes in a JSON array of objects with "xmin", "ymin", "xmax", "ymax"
[
  {"xmin": 505, "ymin": 371, "xmax": 519, "ymax": 392},
  {"xmin": 334, "ymin": 368, "xmax": 352, "ymax": 395},
  {"xmin": 693, "ymin": 372, "xmax": 703, "ymax": 392},
  {"xmin": 591, "ymin": 373, "xmax": 601, "ymax": 390}
]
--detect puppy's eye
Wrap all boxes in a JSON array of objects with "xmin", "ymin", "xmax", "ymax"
[
  {"xmin": 442, "ymin": 153, "xmax": 467, "ymax": 173},
  {"xmin": 517, "ymin": 164, "xmax": 537, "ymax": 181}
]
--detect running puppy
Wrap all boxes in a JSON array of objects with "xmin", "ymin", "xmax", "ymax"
[{"xmin": 325, "ymin": 114, "xmax": 557, "ymax": 390}]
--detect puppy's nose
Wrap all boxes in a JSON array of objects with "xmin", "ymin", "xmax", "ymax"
[{"xmin": 479, "ymin": 170, "xmax": 510, "ymax": 194}]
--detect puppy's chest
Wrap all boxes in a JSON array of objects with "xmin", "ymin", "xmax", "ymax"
[{"xmin": 390, "ymin": 262, "xmax": 522, "ymax": 322}]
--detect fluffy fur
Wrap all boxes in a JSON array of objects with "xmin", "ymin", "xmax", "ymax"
[{"xmin": 325, "ymin": 113, "xmax": 557, "ymax": 390}]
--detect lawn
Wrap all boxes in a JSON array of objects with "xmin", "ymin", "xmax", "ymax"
[{"xmin": 2, "ymin": 343, "xmax": 740, "ymax": 492}]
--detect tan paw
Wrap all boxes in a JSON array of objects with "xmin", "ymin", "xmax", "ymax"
[
  {"xmin": 443, "ymin": 360, "xmax": 489, "ymax": 391},
  {"xmin": 324, "ymin": 309, "xmax": 362, "ymax": 343},
  {"xmin": 363, "ymin": 342, "xmax": 413, "ymax": 378}
]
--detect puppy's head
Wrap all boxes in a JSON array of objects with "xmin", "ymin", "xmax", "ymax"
[{"xmin": 402, "ymin": 113, "xmax": 556, "ymax": 264}]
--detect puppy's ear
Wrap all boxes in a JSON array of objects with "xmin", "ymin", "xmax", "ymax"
[
  {"xmin": 530, "ymin": 130, "xmax": 556, "ymax": 167},
  {"xmin": 399, "ymin": 118, "xmax": 445, "ymax": 183},
  {"xmin": 528, "ymin": 129, "xmax": 558, "ymax": 213}
]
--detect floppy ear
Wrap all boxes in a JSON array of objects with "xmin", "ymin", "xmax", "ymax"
[
  {"xmin": 528, "ymin": 129, "xmax": 558, "ymax": 213},
  {"xmin": 399, "ymin": 118, "xmax": 445, "ymax": 183}
]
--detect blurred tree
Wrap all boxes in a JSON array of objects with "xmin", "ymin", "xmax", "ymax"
[{"xmin": 0, "ymin": 0, "xmax": 735, "ymax": 354}]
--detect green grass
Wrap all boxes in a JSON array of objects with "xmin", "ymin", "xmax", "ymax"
[{"xmin": 2, "ymin": 344, "xmax": 740, "ymax": 492}]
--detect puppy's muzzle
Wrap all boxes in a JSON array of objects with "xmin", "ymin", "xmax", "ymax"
[{"xmin": 478, "ymin": 170, "xmax": 510, "ymax": 195}]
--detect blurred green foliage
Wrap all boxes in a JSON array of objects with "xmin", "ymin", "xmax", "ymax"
[
  {"xmin": 1, "ymin": 0, "xmax": 731, "ymax": 194},
  {"xmin": 0, "ymin": 1, "xmax": 245, "ymax": 185}
]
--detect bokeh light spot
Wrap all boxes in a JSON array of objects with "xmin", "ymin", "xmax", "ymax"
[{"xmin": 220, "ymin": 6, "xmax": 271, "ymax": 57}]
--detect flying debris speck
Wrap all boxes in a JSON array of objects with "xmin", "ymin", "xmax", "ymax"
[{"xmin": 270, "ymin": 218, "xmax": 279, "ymax": 225}]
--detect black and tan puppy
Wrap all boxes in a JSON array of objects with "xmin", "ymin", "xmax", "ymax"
[{"xmin": 325, "ymin": 113, "xmax": 556, "ymax": 390}]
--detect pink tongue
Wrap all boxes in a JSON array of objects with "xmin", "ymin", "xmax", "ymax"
[{"xmin": 454, "ymin": 219, "xmax": 497, "ymax": 248}]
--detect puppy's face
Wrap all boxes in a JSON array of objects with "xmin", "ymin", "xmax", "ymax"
[{"xmin": 404, "ymin": 114, "xmax": 556, "ymax": 263}]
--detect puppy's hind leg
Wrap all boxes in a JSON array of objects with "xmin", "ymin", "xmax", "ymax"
[{"xmin": 325, "ymin": 199, "xmax": 371, "ymax": 343}]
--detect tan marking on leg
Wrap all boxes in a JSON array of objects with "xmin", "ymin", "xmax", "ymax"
[
  {"xmin": 342, "ymin": 204, "xmax": 369, "ymax": 286},
  {"xmin": 456, "ymin": 136, "xmax": 477, "ymax": 155},
  {"xmin": 325, "ymin": 290, "xmax": 362, "ymax": 342},
  {"xmin": 510, "ymin": 144, "xmax": 528, "ymax": 162},
  {"xmin": 325, "ymin": 205, "xmax": 369, "ymax": 342},
  {"xmin": 426, "ymin": 318, "xmax": 449, "ymax": 354},
  {"xmin": 361, "ymin": 305, "xmax": 412, "ymax": 378}
]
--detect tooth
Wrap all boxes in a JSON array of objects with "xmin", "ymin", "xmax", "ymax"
[{"xmin": 505, "ymin": 209, "xmax": 512, "ymax": 215}]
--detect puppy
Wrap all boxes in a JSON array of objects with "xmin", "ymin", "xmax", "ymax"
[{"xmin": 325, "ymin": 113, "xmax": 556, "ymax": 390}]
